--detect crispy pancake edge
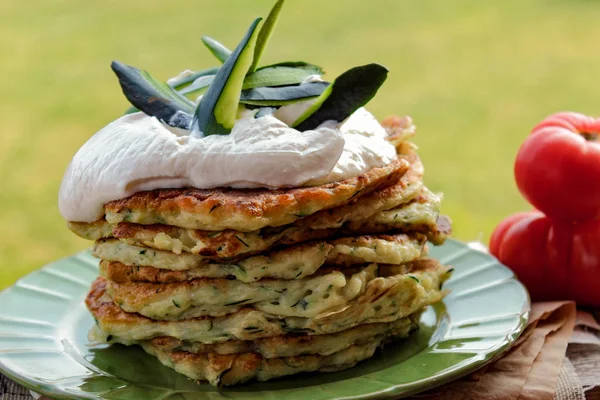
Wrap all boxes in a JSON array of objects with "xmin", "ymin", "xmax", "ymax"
[{"xmin": 103, "ymin": 158, "xmax": 409, "ymax": 232}]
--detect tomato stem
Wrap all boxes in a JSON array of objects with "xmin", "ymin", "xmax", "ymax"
[{"xmin": 581, "ymin": 132, "xmax": 598, "ymax": 142}]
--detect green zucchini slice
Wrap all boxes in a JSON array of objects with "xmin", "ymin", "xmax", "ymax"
[
  {"xmin": 239, "ymin": 81, "xmax": 328, "ymax": 106},
  {"xmin": 201, "ymin": 36, "xmax": 232, "ymax": 64},
  {"xmin": 292, "ymin": 63, "xmax": 388, "ymax": 131},
  {"xmin": 124, "ymin": 67, "xmax": 218, "ymax": 115},
  {"xmin": 192, "ymin": 18, "xmax": 263, "ymax": 136},
  {"xmin": 250, "ymin": 0, "xmax": 284, "ymax": 72},
  {"xmin": 179, "ymin": 75, "xmax": 215, "ymax": 100},
  {"xmin": 111, "ymin": 61, "xmax": 195, "ymax": 129},
  {"xmin": 243, "ymin": 65, "xmax": 322, "ymax": 89},
  {"xmin": 257, "ymin": 61, "xmax": 324, "ymax": 74},
  {"xmin": 168, "ymin": 67, "xmax": 219, "ymax": 90},
  {"xmin": 200, "ymin": 0, "xmax": 285, "ymax": 71}
]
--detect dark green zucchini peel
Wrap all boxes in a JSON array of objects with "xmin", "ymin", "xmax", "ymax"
[
  {"xmin": 292, "ymin": 63, "xmax": 388, "ymax": 130},
  {"xmin": 201, "ymin": 36, "xmax": 232, "ymax": 63},
  {"xmin": 191, "ymin": 18, "xmax": 263, "ymax": 137},
  {"xmin": 124, "ymin": 67, "xmax": 219, "ymax": 115},
  {"xmin": 250, "ymin": 0, "xmax": 284, "ymax": 72},
  {"xmin": 243, "ymin": 65, "xmax": 323, "ymax": 89},
  {"xmin": 240, "ymin": 81, "xmax": 328, "ymax": 106},
  {"xmin": 111, "ymin": 61, "xmax": 195, "ymax": 129}
]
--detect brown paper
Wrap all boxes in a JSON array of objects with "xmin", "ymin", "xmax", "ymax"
[
  {"xmin": 570, "ymin": 310, "xmax": 600, "ymax": 346},
  {"xmin": 575, "ymin": 310, "xmax": 600, "ymax": 331},
  {"xmin": 517, "ymin": 302, "xmax": 576, "ymax": 400},
  {"xmin": 413, "ymin": 301, "xmax": 577, "ymax": 400}
]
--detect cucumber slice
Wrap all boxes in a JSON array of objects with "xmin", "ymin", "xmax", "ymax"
[
  {"xmin": 201, "ymin": 36, "xmax": 232, "ymax": 64},
  {"xmin": 292, "ymin": 63, "xmax": 388, "ymax": 131},
  {"xmin": 243, "ymin": 65, "xmax": 322, "ymax": 89},
  {"xmin": 201, "ymin": 1, "xmax": 285, "ymax": 70},
  {"xmin": 179, "ymin": 75, "xmax": 215, "ymax": 100},
  {"xmin": 257, "ymin": 61, "xmax": 324, "ymax": 74},
  {"xmin": 168, "ymin": 67, "xmax": 219, "ymax": 90},
  {"xmin": 250, "ymin": 0, "xmax": 284, "ymax": 72},
  {"xmin": 192, "ymin": 18, "xmax": 263, "ymax": 137},
  {"xmin": 111, "ymin": 61, "xmax": 195, "ymax": 129},
  {"xmin": 124, "ymin": 67, "xmax": 218, "ymax": 115},
  {"xmin": 239, "ymin": 81, "xmax": 328, "ymax": 106}
]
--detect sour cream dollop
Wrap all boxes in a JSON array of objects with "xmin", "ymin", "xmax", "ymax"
[{"xmin": 58, "ymin": 107, "xmax": 397, "ymax": 222}]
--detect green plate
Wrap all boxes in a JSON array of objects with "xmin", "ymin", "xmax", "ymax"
[{"xmin": 0, "ymin": 239, "xmax": 529, "ymax": 399}]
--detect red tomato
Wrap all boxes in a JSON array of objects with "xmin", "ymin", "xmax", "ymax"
[
  {"xmin": 490, "ymin": 211, "xmax": 600, "ymax": 307},
  {"xmin": 514, "ymin": 112, "xmax": 600, "ymax": 221}
]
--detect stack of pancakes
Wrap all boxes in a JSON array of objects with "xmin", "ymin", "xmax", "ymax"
[{"xmin": 74, "ymin": 116, "xmax": 453, "ymax": 386}]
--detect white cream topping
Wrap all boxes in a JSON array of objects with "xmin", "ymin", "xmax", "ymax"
[{"xmin": 58, "ymin": 107, "xmax": 397, "ymax": 222}]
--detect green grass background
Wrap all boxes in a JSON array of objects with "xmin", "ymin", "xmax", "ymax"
[{"xmin": 1, "ymin": 0, "xmax": 599, "ymax": 289}]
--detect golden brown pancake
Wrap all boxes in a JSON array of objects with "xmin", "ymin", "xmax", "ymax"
[
  {"xmin": 291, "ymin": 152, "xmax": 424, "ymax": 230},
  {"xmin": 102, "ymin": 158, "xmax": 409, "ymax": 232},
  {"xmin": 70, "ymin": 150, "xmax": 423, "ymax": 243},
  {"xmin": 325, "ymin": 233, "xmax": 428, "ymax": 266},
  {"xmin": 356, "ymin": 214, "xmax": 452, "ymax": 246},
  {"xmin": 96, "ymin": 233, "xmax": 427, "ymax": 284},
  {"xmin": 90, "ymin": 312, "xmax": 418, "ymax": 358},
  {"xmin": 381, "ymin": 115, "xmax": 417, "ymax": 148},
  {"xmin": 86, "ymin": 259, "xmax": 451, "ymax": 342},
  {"xmin": 98, "ymin": 127, "xmax": 420, "ymax": 235},
  {"xmin": 68, "ymin": 153, "xmax": 422, "ymax": 239},
  {"xmin": 97, "ymin": 241, "xmax": 332, "ymax": 282},
  {"xmin": 138, "ymin": 334, "xmax": 395, "ymax": 386},
  {"xmin": 106, "ymin": 265, "xmax": 379, "ymax": 320},
  {"xmin": 110, "ymin": 318, "xmax": 418, "ymax": 386},
  {"xmin": 69, "ymin": 188, "xmax": 446, "ymax": 260}
]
